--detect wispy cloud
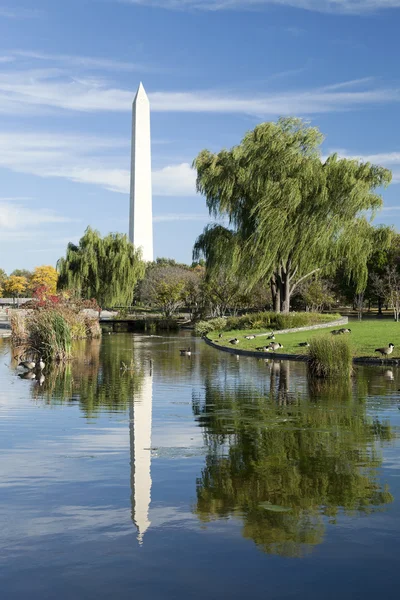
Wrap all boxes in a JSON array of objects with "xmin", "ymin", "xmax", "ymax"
[
  {"xmin": 11, "ymin": 50, "xmax": 166, "ymax": 73},
  {"xmin": 0, "ymin": 6, "xmax": 41, "ymax": 18},
  {"xmin": 0, "ymin": 131, "xmax": 196, "ymax": 196},
  {"xmin": 284, "ymin": 26, "xmax": 305, "ymax": 35},
  {"xmin": 120, "ymin": 0, "xmax": 400, "ymax": 15},
  {"xmin": 0, "ymin": 67, "xmax": 397, "ymax": 116},
  {"xmin": 0, "ymin": 200, "xmax": 73, "ymax": 231}
]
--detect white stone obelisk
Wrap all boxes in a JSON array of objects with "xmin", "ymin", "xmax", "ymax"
[
  {"xmin": 129, "ymin": 367, "xmax": 153, "ymax": 545},
  {"xmin": 129, "ymin": 82, "xmax": 154, "ymax": 262}
]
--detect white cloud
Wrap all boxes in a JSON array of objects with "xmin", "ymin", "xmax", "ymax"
[
  {"xmin": 0, "ymin": 200, "xmax": 72, "ymax": 230},
  {"xmin": 149, "ymin": 86, "xmax": 399, "ymax": 116},
  {"xmin": 120, "ymin": 0, "xmax": 400, "ymax": 15},
  {"xmin": 0, "ymin": 131, "xmax": 196, "ymax": 196},
  {"xmin": 152, "ymin": 163, "xmax": 196, "ymax": 196},
  {"xmin": 0, "ymin": 67, "xmax": 397, "ymax": 116}
]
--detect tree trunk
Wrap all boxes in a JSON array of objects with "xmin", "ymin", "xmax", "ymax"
[
  {"xmin": 271, "ymin": 273, "xmax": 281, "ymax": 313},
  {"xmin": 281, "ymin": 278, "xmax": 290, "ymax": 314},
  {"xmin": 280, "ymin": 260, "xmax": 291, "ymax": 314},
  {"xmin": 378, "ymin": 298, "xmax": 383, "ymax": 316}
]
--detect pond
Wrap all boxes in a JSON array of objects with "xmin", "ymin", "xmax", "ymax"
[{"xmin": 1, "ymin": 332, "xmax": 400, "ymax": 599}]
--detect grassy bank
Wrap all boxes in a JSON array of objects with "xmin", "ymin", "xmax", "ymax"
[{"xmin": 208, "ymin": 320, "xmax": 400, "ymax": 358}]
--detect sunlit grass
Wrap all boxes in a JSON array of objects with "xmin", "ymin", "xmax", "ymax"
[{"xmin": 209, "ymin": 319, "xmax": 400, "ymax": 358}]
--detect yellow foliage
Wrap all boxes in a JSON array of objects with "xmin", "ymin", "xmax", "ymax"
[
  {"xmin": 31, "ymin": 265, "xmax": 59, "ymax": 295},
  {"xmin": 3, "ymin": 276, "xmax": 28, "ymax": 297}
]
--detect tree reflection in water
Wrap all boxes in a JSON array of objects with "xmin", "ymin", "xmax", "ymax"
[
  {"xmin": 193, "ymin": 360, "xmax": 395, "ymax": 557},
  {"xmin": 29, "ymin": 336, "xmax": 145, "ymax": 417}
]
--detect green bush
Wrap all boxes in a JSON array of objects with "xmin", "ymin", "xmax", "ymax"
[
  {"xmin": 195, "ymin": 317, "xmax": 227, "ymax": 336},
  {"xmin": 224, "ymin": 312, "xmax": 341, "ymax": 332},
  {"xmin": 308, "ymin": 336, "xmax": 353, "ymax": 379}
]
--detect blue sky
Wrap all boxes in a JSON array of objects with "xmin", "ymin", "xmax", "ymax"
[{"xmin": 1, "ymin": 0, "xmax": 400, "ymax": 273}]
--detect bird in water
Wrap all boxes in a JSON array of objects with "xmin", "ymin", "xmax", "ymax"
[
  {"xmin": 375, "ymin": 343, "xmax": 394, "ymax": 357},
  {"xmin": 229, "ymin": 338, "xmax": 239, "ymax": 345},
  {"xmin": 18, "ymin": 360, "xmax": 36, "ymax": 370},
  {"xmin": 298, "ymin": 342, "xmax": 310, "ymax": 347},
  {"xmin": 180, "ymin": 348, "xmax": 192, "ymax": 356},
  {"xmin": 245, "ymin": 335, "xmax": 256, "ymax": 340}
]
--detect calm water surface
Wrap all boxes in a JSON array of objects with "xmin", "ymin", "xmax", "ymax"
[{"xmin": 1, "ymin": 333, "xmax": 400, "ymax": 599}]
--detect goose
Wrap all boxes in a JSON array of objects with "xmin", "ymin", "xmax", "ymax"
[
  {"xmin": 245, "ymin": 335, "xmax": 256, "ymax": 340},
  {"xmin": 299, "ymin": 342, "xmax": 310, "ymax": 347},
  {"xmin": 256, "ymin": 346, "xmax": 271, "ymax": 352},
  {"xmin": 339, "ymin": 328, "xmax": 351, "ymax": 334},
  {"xmin": 38, "ymin": 357, "xmax": 45, "ymax": 371},
  {"xmin": 218, "ymin": 333, "xmax": 223, "ymax": 339},
  {"xmin": 38, "ymin": 374, "xmax": 45, "ymax": 386},
  {"xmin": 180, "ymin": 348, "xmax": 192, "ymax": 356},
  {"xmin": 375, "ymin": 343, "xmax": 394, "ymax": 357},
  {"xmin": 266, "ymin": 332, "xmax": 275, "ymax": 340},
  {"xmin": 18, "ymin": 360, "xmax": 36, "ymax": 370},
  {"xmin": 268, "ymin": 342, "xmax": 283, "ymax": 351},
  {"xmin": 229, "ymin": 338, "xmax": 239, "ymax": 345},
  {"xmin": 331, "ymin": 329, "xmax": 341, "ymax": 335}
]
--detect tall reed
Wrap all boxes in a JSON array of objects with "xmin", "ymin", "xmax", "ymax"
[
  {"xmin": 10, "ymin": 310, "xmax": 28, "ymax": 342},
  {"xmin": 28, "ymin": 310, "xmax": 72, "ymax": 361},
  {"xmin": 308, "ymin": 336, "xmax": 353, "ymax": 379}
]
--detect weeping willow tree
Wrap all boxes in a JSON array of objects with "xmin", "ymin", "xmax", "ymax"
[
  {"xmin": 193, "ymin": 117, "xmax": 393, "ymax": 313},
  {"xmin": 57, "ymin": 227, "xmax": 145, "ymax": 307}
]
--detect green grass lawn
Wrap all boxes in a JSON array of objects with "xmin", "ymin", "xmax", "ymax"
[{"xmin": 208, "ymin": 320, "xmax": 400, "ymax": 358}]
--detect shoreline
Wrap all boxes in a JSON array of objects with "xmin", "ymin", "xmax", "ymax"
[{"xmin": 203, "ymin": 336, "xmax": 400, "ymax": 366}]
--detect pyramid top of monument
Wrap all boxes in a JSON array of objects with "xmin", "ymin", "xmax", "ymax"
[{"xmin": 133, "ymin": 82, "xmax": 148, "ymax": 104}]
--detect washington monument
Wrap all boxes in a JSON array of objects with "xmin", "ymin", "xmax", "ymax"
[{"xmin": 129, "ymin": 83, "xmax": 154, "ymax": 262}]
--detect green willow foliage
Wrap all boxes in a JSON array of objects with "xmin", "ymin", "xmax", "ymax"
[
  {"xmin": 57, "ymin": 227, "xmax": 145, "ymax": 307},
  {"xmin": 193, "ymin": 117, "xmax": 393, "ymax": 313}
]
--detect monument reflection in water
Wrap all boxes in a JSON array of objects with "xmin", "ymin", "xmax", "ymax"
[{"xmin": 129, "ymin": 361, "xmax": 153, "ymax": 544}]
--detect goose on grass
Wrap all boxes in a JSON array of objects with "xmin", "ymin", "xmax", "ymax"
[{"xmin": 375, "ymin": 343, "xmax": 394, "ymax": 357}]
